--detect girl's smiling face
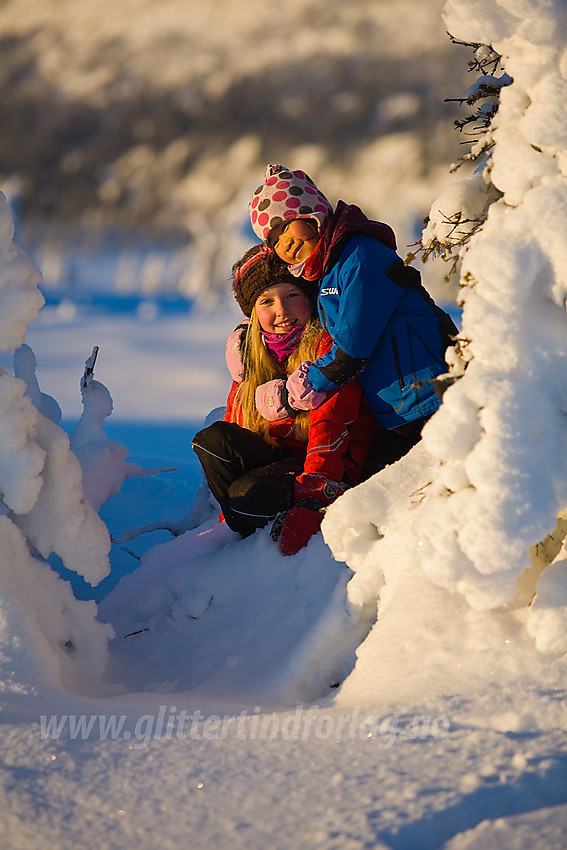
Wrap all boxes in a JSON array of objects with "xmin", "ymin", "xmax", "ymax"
[
  {"xmin": 254, "ymin": 282, "xmax": 312, "ymax": 334},
  {"xmin": 271, "ymin": 219, "xmax": 319, "ymax": 265}
]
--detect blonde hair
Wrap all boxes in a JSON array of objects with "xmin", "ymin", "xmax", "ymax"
[{"xmin": 235, "ymin": 310, "xmax": 324, "ymax": 443}]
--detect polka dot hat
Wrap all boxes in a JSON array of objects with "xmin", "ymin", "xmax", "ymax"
[{"xmin": 249, "ymin": 164, "xmax": 333, "ymax": 242}]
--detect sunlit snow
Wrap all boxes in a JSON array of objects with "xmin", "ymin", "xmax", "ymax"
[{"xmin": 0, "ymin": 1, "xmax": 566, "ymax": 848}]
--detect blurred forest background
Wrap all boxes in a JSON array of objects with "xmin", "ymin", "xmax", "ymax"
[{"xmin": 0, "ymin": 0, "xmax": 471, "ymax": 301}]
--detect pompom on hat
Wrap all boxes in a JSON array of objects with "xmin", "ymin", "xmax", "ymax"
[
  {"xmin": 232, "ymin": 244, "xmax": 316, "ymax": 317},
  {"xmin": 249, "ymin": 164, "xmax": 333, "ymax": 243}
]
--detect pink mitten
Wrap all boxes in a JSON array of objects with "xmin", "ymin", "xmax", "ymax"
[
  {"xmin": 255, "ymin": 379, "xmax": 288, "ymax": 420},
  {"xmin": 225, "ymin": 321, "xmax": 249, "ymax": 382},
  {"xmin": 286, "ymin": 362, "xmax": 329, "ymax": 411}
]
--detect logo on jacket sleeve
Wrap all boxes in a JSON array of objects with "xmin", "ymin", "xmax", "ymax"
[{"xmin": 320, "ymin": 287, "xmax": 339, "ymax": 296}]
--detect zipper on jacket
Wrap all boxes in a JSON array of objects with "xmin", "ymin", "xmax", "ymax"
[{"xmin": 391, "ymin": 335, "xmax": 405, "ymax": 390}]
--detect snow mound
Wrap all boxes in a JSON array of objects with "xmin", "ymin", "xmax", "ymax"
[
  {"xmin": 99, "ymin": 517, "xmax": 376, "ymax": 704},
  {"xmin": 0, "ymin": 514, "xmax": 115, "ymax": 700},
  {"xmin": 323, "ymin": 442, "xmax": 567, "ymax": 723}
]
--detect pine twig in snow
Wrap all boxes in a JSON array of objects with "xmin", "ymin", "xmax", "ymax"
[
  {"xmin": 407, "ymin": 209, "xmax": 486, "ymax": 281},
  {"xmin": 123, "ymin": 464, "xmax": 179, "ymax": 480},
  {"xmin": 443, "ymin": 36, "xmax": 512, "ymax": 172},
  {"xmin": 81, "ymin": 346, "xmax": 99, "ymax": 390},
  {"xmin": 446, "ymin": 34, "xmax": 501, "ymax": 75},
  {"xmin": 112, "ymin": 518, "xmax": 189, "ymax": 544}
]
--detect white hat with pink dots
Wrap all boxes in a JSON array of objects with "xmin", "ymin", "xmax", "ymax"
[{"xmin": 249, "ymin": 164, "xmax": 333, "ymax": 243}]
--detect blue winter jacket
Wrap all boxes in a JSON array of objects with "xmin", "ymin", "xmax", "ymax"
[{"xmin": 307, "ymin": 234, "xmax": 452, "ymax": 429}]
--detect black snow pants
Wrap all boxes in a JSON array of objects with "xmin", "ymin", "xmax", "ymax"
[{"xmin": 192, "ymin": 420, "xmax": 304, "ymax": 537}]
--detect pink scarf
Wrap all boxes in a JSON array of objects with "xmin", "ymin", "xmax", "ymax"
[{"xmin": 262, "ymin": 326, "xmax": 304, "ymax": 363}]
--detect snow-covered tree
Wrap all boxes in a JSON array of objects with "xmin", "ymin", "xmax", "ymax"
[
  {"xmin": 0, "ymin": 191, "xmax": 114, "ymax": 692},
  {"xmin": 414, "ymin": 0, "xmax": 567, "ymax": 651}
]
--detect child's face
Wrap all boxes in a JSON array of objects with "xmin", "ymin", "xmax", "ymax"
[
  {"xmin": 255, "ymin": 283, "xmax": 312, "ymax": 334},
  {"xmin": 271, "ymin": 219, "xmax": 318, "ymax": 265}
]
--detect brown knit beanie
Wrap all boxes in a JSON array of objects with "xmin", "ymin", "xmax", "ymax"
[{"xmin": 232, "ymin": 245, "xmax": 317, "ymax": 317}]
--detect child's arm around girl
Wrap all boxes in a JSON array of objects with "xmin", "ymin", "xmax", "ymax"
[{"xmin": 248, "ymin": 165, "xmax": 457, "ymax": 452}]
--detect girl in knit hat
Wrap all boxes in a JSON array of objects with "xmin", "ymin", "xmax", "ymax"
[
  {"xmin": 249, "ymin": 164, "xmax": 458, "ymax": 474},
  {"xmin": 192, "ymin": 245, "xmax": 378, "ymax": 556}
]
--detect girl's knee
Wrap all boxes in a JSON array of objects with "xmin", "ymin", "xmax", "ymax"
[{"xmin": 192, "ymin": 420, "xmax": 232, "ymax": 453}]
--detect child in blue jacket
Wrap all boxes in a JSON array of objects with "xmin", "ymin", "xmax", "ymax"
[{"xmin": 249, "ymin": 164, "xmax": 457, "ymax": 473}]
